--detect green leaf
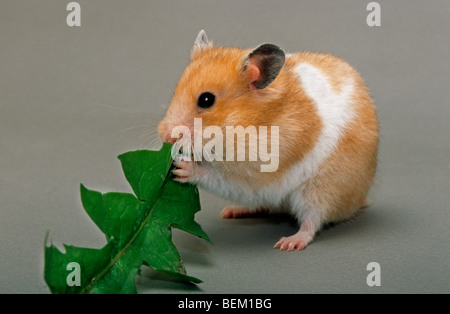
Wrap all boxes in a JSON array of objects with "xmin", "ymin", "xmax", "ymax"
[
  {"xmin": 152, "ymin": 180, "xmax": 211, "ymax": 243},
  {"xmin": 44, "ymin": 143, "xmax": 210, "ymax": 294},
  {"xmin": 44, "ymin": 241, "xmax": 115, "ymax": 294},
  {"xmin": 80, "ymin": 187, "xmax": 149, "ymax": 247},
  {"xmin": 118, "ymin": 142, "xmax": 173, "ymax": 203}
]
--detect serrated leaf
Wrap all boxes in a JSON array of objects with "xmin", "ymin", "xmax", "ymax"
[
  {"xmin": 118, "ymin": 142, "xmax": 173, "ymax": 203},
  {"xmin": 80, "ymin": 187, "xmax": 149, "ymax": 247},
  {"xmin": 44, "ymin": 143, "xmax": 210, "ymax": 294},
  {"xmin": 44, "ymin": 241, "xmax": 115, "ymax": 294},
  {"xmin": 152, "ymin": 180, "xmax": 211, "ymax": 243}
]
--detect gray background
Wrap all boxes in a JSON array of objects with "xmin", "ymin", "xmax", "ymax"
[{"xmin": 1, "ymin": 0, "xmax": 449, "ymax": 294}]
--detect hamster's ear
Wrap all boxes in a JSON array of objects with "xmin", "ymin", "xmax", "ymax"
[
  {"xmin": 242, "ymin": 43, "xmax": 285, "ymax": 90},
  {"xmin": 191, "ymin": 30, "xmax": 212, "ymax": 58}
]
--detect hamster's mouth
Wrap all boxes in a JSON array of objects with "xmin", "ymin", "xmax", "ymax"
[
  {"xmin": 173, "ymin": 141, "xmax": 216, "ymax": 164},
  {"xmin": 177, "ymin": 145, "xmax": 193, "ymax": 158},
  {"xmin": 172, "ymin": 139, "xmax": 197, "ymax": 161}
]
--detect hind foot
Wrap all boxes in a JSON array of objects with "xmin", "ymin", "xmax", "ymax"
[
  {"xmin": 220, "ymin": 206, "xmax": 268, "ymax": 219},
  {"xmin": 274, "ymin": 231, "xmax": 314, "ymax": 251}
]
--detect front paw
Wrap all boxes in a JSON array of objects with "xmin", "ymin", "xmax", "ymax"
[{"xmin": 172, "ymin": 159, "xmax": 196, "ymax": 183}]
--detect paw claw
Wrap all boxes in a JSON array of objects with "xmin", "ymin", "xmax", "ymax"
[
  {"xmin": 172, "ymin": 160, "xmax": 194, "ymax": 183},
  {"xmin": 274, "ymin": 234, "xmax": 310, "ymax": 251},
  {"xmin": 220, "ymin": 206, "xmax": 248, "ymax": 219},
  {"xmin": 173, "ymin": 176, "xmax": 189, "ymax": 183},
  {"xmin": 220, "ymin": 206, "xmax": 268, "ymax": 219},
  {"xmin": 172, "ymin": 168, "xmax": 189, "ymax": 177}
]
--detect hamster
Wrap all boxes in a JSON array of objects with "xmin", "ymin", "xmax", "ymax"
[{"xmin": 158, "ymin": 30, "xmax": 379, "ymax": 251}]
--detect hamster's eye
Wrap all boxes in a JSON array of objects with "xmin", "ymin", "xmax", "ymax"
[{"xmin": 197, "ymin": 92, "xmax": 216, "ymax": 109}]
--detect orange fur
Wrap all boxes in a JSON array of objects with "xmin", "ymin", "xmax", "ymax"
[{"xmin": 158, "ymin": 43, "xmax": 378, "ymax": 226}]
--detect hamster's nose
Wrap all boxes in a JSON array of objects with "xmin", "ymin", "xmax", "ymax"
[
  {"xmin": 163, "ymin": 130, "xmax": 180, "ymax": 144},
  {"xmin": 167, "ymin": 136, "xmax": 178, "ymax": 144}
]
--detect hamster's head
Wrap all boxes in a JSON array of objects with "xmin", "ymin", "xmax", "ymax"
[{"xmin": 158, "ymin": 30, "xmax": 285, "ymax": 164}]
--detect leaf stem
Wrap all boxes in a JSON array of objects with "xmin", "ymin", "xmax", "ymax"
[{"xmin": 80, "ymin": 179, "xmax": 170, "ymax": 294}]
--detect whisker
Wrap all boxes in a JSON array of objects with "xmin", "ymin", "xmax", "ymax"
[
  {"xmin": 117, "ymin": 123, "xmax": 153, "ymax": 134},
  {"xmin": 87, "ymin": 101, "xmax": 144, "ymax": 118}
]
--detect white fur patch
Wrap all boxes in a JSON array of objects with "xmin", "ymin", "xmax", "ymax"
[
  {"xmin": 289, "ymin": 62, "xmax": 355, "ymax": 183},
  {"xmin": 257, "ymin": 62, "xmax": 355, "ymax": 214}
]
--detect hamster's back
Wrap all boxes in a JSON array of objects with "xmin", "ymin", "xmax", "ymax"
[{"xmin": 284, "ymin": 52, "xmax": 379, "ymax": 222}]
